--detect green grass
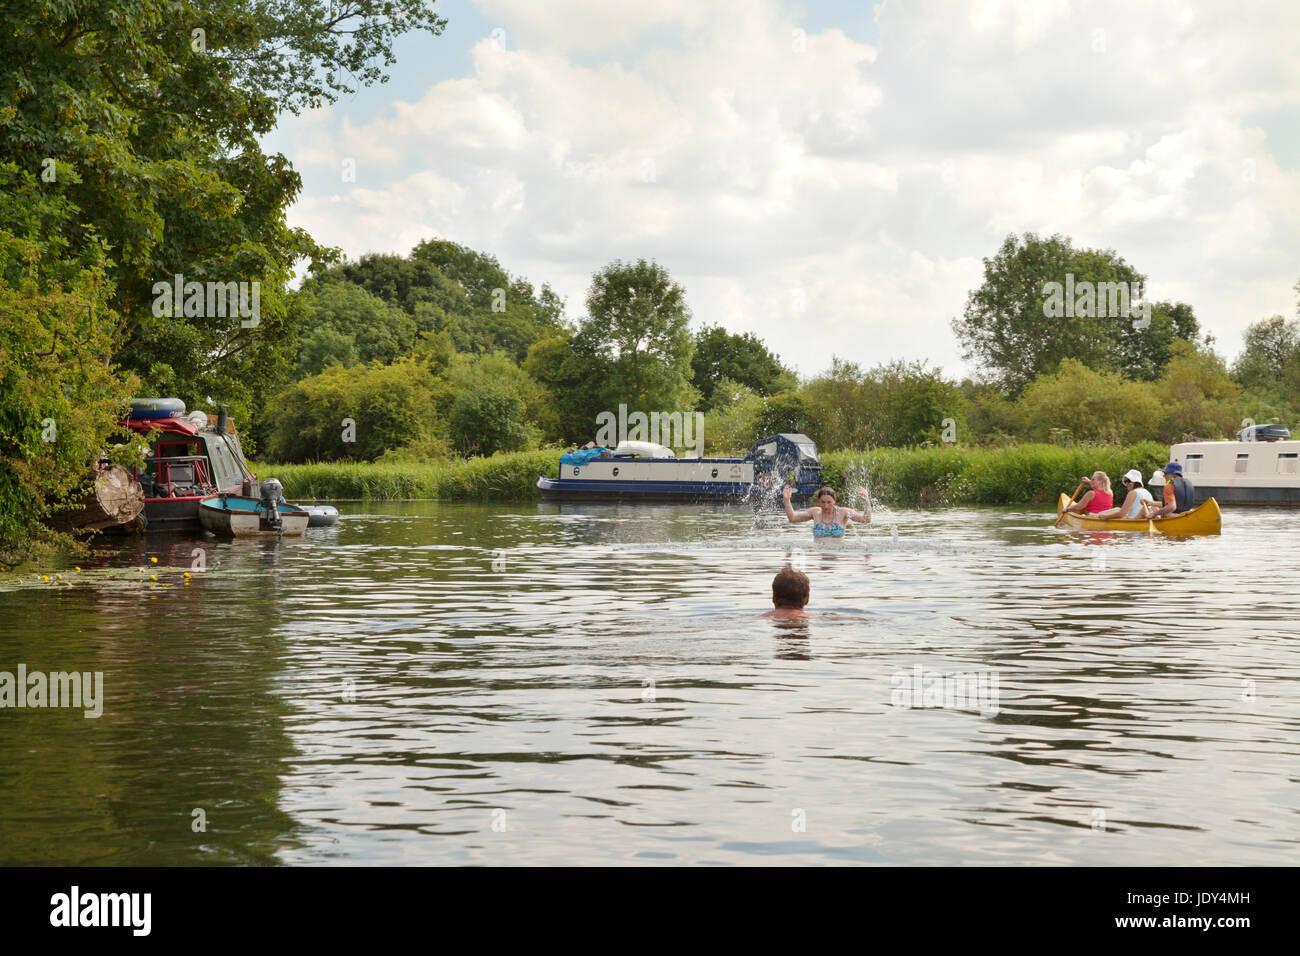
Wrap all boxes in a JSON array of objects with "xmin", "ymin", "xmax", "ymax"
[
  {"xmin": 820, "ymin": 442, "xmax": 1168, "ymax": 507},
  {"xmin": 252, "ymin": 442, "xmax": 1169, "ymax": 506},
  {"xmin": 248, "ymin": 449, "xmax": 558, "ymax": 501}
]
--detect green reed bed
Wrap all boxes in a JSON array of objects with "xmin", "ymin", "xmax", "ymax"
[
  {"xmin": 253, "ymin": 442, "xmax": 1168, "ymax": 505},
  {"xmin": 820, "ymin": 441, "xmax": 1168, "ymax": 507},
  {"xmin": 249, "ymin": 449, "xmax": 559, "ymax": 501}
]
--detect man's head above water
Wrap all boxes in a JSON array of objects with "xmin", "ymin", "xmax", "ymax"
[{"xmin": 771, "ymin": 565, "xmax": 810, "ymax": 610}]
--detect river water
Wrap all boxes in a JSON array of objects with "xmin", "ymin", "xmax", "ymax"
[{"xmin": 1, "ymin": 501, "xmax": 1296, "ymax": 865}]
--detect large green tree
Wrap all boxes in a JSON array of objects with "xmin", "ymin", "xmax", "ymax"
[
  {"xmin": 1232, "ymin": 300, "xmax": 1300, "ymax": 423},
  {"xmin": 1, "ymin": 0, "xmax": 446, "ymax": 429},
  {"xmin": 577, "ymin": 258, "xmax": 697, "ymax": 415},
  {"xmin": 691, "ymin": 324, "xmax": 791, "ymax": 406},
  {"xmin": 294, "ymin": 280, "xmax": 417, "ymax": 377},
  {"xmin": 953, "ymin": 233, "xmax": 1199, "ymax": 394},
  {"xmin": 316, "ymin": 241, "xmax": 566, "ymax": 363}
]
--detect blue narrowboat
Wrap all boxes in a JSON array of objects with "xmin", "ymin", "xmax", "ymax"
[{"xmin": 536, "ymin": 433, "xmax": 824, "ymax": 502}]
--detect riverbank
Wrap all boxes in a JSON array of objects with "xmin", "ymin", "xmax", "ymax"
[{"xmin": 253, "ymin": 442, "xmax": 1168, "ymax": 506}]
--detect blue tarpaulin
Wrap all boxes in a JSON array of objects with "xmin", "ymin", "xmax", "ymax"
[{"xmin": 560, "ymin": 448, "xmax": 610, "ymax": 466}]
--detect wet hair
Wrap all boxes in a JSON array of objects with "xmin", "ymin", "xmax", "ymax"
[
  {"xmin": 772, "ymin": 566, "xmax": 810, "ymax": 609},
  {"xmin": 816, "ymin": 487, "xmax": 836, "ymax": 502}
]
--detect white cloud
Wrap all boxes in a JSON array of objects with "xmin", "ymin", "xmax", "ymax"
[{"xmin": 277, "ymin": 0, "xmax": 1300, "ymax": 378}]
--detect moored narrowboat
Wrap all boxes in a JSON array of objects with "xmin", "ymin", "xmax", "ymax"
[
  {"xmin": 116, "ymin": 400, "xmax": 254, "ymax": 532},
  {"xmin": 536, "ymin": 433, "xmax": 824, "ymax": 502},
  {"xmin": 1169, "ymin": 426, "xmax": 1300, "ymax": 505}
]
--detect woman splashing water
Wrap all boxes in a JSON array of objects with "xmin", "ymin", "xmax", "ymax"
[{"xmin": 782, "ymin": 484, "xmax": 871, "ymax": 538}]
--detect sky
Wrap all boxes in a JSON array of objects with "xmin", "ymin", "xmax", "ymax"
[{"xmin": 261, "ymin": 0, "xmax": 1300, "ymax": 380}]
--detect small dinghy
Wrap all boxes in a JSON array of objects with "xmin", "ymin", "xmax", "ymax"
[
  {"xmin": 301, "ymin": 504, "xmax": 340, "ymax": 528},
  {"xmin": 199, "ymin": 479, "xmax": 309, "ymax": 537}
]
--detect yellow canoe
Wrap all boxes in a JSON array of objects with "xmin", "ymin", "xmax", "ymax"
[{"xmin": 1054, "ymin": 493, "xmax": 1222, "ymax": 534}]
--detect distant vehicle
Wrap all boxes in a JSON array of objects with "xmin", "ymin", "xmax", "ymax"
[{"xmin": 536, "ymin": 433, "xmax": 824, "ymax": 502}]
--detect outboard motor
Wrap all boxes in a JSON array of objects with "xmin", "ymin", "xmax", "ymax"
[{"xmin": 259, "ymin": 478, "xmax": 284, "ymax": 533}]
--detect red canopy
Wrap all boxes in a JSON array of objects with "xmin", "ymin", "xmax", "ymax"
[{"xmin": 119, "ymin": 417, "xmax": 201, "ymax": 437}]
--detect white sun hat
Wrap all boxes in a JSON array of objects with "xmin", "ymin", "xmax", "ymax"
[
  {"xmin": 1123, "ymin": 469, "xmax": 1143, "ymax": 484},
  {"xmin": 1149, "ymin": 469, "xmax": 1165, "ymax": 485}
]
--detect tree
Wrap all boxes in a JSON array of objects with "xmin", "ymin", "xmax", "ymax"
[
  {"xmin": 1233, "ymin": 313, "xmax": 1300, "ymax": 393},
  {"xmin": 577, "ymin": 259, "xmax": 696, "ymax": 414},
  {"xmin": 801, "ymin": 358, "xmax": 965, "ymax": 449},
  {"xmin": 691, "ymin": 324, "xmax": 791, "ymax": 405},
  {"xmin": 754, "ymin": 391, "xmax": 812, "ymax": 438},
  {"xmin": 523, "ymin": 333, "xmax": 611, "ymax": 444},
  {"xmin": 1117, "ymin": 300, "xmax": 1201, "ymax": 381},
  {"xmin": 953, "ymin": 233, "xmax": 1193, "ymax": 394},
  {"xmin": 313, "ymin": 242, "xmax": 566, "ymax": 362},
  {"xmin": 702, "ymin": 379, "xmax": 765, "ymax": 454},
  {"xmin": 1013, "ymin": 360, "xmax": 1164, "ymax": 445},
  {"xmin": 294, "ymin": 280, "xmax": 416, "ymax": 376},
  {"xmin": 0, "ymin": 0, "xmax": 445, "ymax": 442},
  {"xmin": 449, "ymin": 386, "xmax": 535, "ymax": 457},
  {"xmin": 0, "ymin": 164, "xmax": 142, "ymax": 557},
  {"xmin": 265, "ymin": 359, "xmax": 449, "ymax": 463},
  {"xmin": 1157, "ymin": 342, "xmax": 1241, "ymax": 441}
]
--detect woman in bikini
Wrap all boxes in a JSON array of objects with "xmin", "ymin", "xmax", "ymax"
[{"xmin": 782, "ymin": 484, "xmax": 871, "ymax": 538}]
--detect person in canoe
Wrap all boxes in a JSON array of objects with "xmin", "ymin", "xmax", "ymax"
[
  {"xmin": 761, "ymin": 566, "xmax": 811, "ymax": 619},
  {"xmin": 1063, "ymin": 471, "xmax": 1114, "ymax": 514},
  {"xmin": 1095, "ymin": 469, "xmax": 1153, "ymax": 519},
  {"xmin": 782, "ymin": 484, "xmax": 871, "ymax": 538},
  {"xmin": 1147, "ymin": 461, "xmax": 1196, "ymax": 517}
]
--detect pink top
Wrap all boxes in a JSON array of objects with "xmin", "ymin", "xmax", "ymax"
[{"xmin": 1084, "ymin": 490, "xmax": 1113, "ymax": 514}]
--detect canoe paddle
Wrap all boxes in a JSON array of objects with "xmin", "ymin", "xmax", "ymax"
[{"xmin": 1054, "ymin": 481, "xmax": 1086, "ymax": 527}]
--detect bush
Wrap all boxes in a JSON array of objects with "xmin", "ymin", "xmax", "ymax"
[{"xmin": 265, "ymin": 358, "xmax": 448, "ymax": 462}]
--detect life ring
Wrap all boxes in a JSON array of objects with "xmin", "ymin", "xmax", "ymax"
[{"xmin": 128, "ymin": 398, "xmax": 186, "ymax": 421}]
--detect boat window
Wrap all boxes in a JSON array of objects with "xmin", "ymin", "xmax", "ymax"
[
  {"xmin": 1234, "ymin": 453, "xmax": 1249, "ymax": 474},
  {"xmin": 1277, "ymin": 453, "xmax": 1298, "ymax": 475},
  {"xmin": 755, "ymin": 442, "xmax": 776, "ymax": 458},
  {"xmin": 1185, "ymin": 454, "xmax": 1203, "ymax": 474},
  {"xmin": 797, "ymin": 442, "xmax": 817, "ymax": 460}
]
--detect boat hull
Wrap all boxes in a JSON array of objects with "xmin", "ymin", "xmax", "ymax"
[
  {"xmin": 199, "ymin": 495, "xmax": 309, "ymax": 537},
  {"xmin": 537, "ymin": 475, "xmax": 817, "ymax": 502},
  {"xmin": 1054, "ymin": 493, "xmax": 1222, "ymax": 534}
]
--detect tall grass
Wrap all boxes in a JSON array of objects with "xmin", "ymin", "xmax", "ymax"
[
  {"xmin": 253, "ymin": 442, "xmax": 1169, "ymax": 505},
  {"xmin": 249, "ymin": 449, "xmax": 558, "ymax": 501},
  {"xmin": 820, "ymin": 442, "xmax": 1167, "ymax": 506}
]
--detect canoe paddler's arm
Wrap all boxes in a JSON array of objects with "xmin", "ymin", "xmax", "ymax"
[
  {"xmin": 782, "ymin": 485, "xmax": 812, "ymax": 522},
  {"xmin": 1066, "ymin": 490, "xmax": 1094, "ymax": 513}
]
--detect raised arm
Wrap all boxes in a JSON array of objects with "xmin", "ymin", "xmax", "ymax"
[
  {"xmin": 782, "ymin": 484, "xmax": 813, "ymax": 523},
  {"xmin": 843, "ymin": 485, "xmax": 872, "ymax": 524}
]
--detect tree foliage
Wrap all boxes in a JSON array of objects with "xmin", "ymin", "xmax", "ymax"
[
  {"xmin": 953, "ymin": 233, "xmax": 1199, "ymax": 394},
  {"xmin": 0, "ymin": 165, "xmax": 141, "ymax": 556},
  {"xmin": 691, "ymin": 324, "xmax": 791, "ymax": 406},
  {"xmin": 577, "ymin": 259, "xmax": 697, "ymax": 414}
]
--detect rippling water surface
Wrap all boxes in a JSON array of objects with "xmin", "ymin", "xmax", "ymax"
[{"xmin": 1, "ymin": 501, "xmax": 1297, "ymax": 865}]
